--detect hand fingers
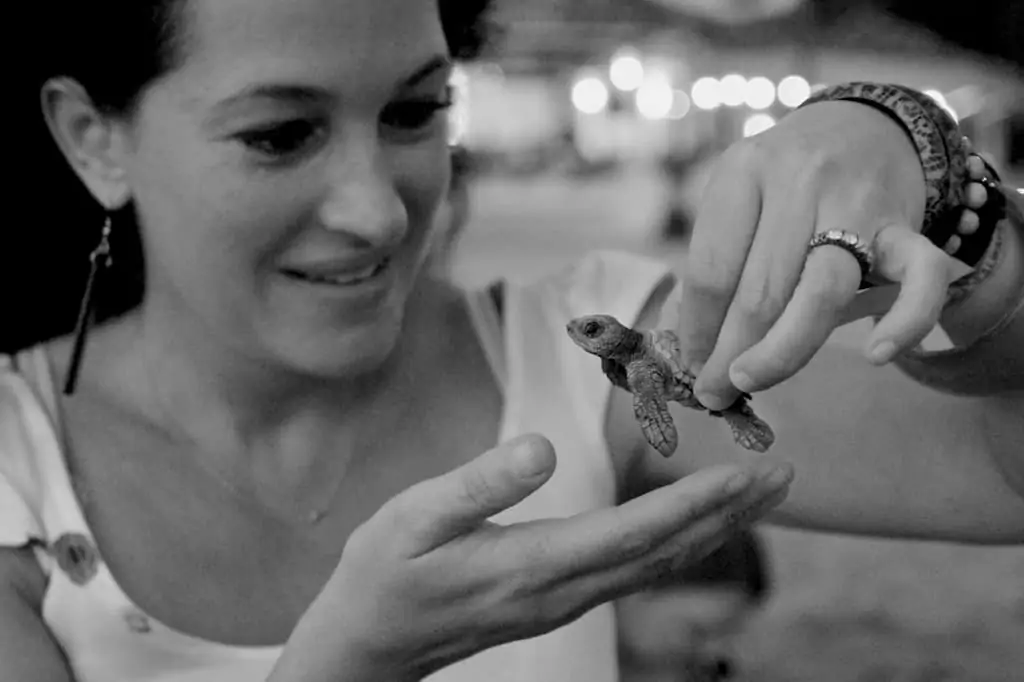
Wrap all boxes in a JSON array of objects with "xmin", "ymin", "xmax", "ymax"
[
  {"xmin": 676, "ymin": 151, "xmax": 763, "ymax": 370},
  {"xmin": 837, "ymin": 283, "xmax": 902, "ymax": 327},
  {"xmin": 690, "ymin": 185, "xmax": 818, "ymax": 409},
  {"xmin": 726, "ymin": 236, "xmax": 862, "ymax": 393},
  {"xmin": 727, "ymin": 224, "xmax": 958, "ymax": 385},
  {"xmin": 540, "ymin": 459, "xmax": 792, "ymax": 580},
  {"xmin": 484, "ymin": 461, "xmax": 791, "ymax": 633},
  {"xmin": 577, "ymin": 472, "xmax": 792, "ymax": 606},
  {"xmin": 388, "ymin": 434, "xmax": 556, "ymax": 555},
  {"xmin": 862, "ymin": 226, "xmax": 958, "ymax": 364}
]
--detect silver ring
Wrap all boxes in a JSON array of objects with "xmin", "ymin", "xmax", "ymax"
[{"xmin": 807, "ymin": 229, "xmax": 876, "ymax": 279}]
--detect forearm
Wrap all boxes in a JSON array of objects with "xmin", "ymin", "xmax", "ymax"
[
  {"xmin": 755, "ymin": 344, "xmax": 1024, "ymax": 543},
  {"xmin": 642, "ymin": 338, "xmax": 1024, "ymax": 544},
  {"xmin": 879, "ymin": 188, "xmax": 1024, "ymax": 497}
]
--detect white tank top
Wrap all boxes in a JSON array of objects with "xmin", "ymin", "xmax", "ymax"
[{"xmin": 0, "ymin": 249, "xmax": 674, "ymax": 682}]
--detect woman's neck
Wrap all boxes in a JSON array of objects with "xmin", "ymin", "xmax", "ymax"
[{"xmin": 66, "ymin": 277, "xmax": 457, "ymax": 476}]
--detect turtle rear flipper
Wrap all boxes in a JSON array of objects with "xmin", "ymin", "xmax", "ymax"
[
  {"xmin": 717, "ymin": 400, "xmax": 775, "ymax": 453},
  {"xmin": 633, "ymin": 392, "xmax": 678, "ymax": 457}
]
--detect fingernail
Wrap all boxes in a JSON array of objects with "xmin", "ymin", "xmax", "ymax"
[
  {"xmin": 868, "ymin": 340, "xmax": 896, "ymax": 364},
  {"xmin": 724, "ymin": 471, "xmax": 754, "ymax": 495},
  {"xmin": 762, "ymin": 464, "xmax": 795, "ymax": 489},
  {"xmin": 513, "ymin": 439, "xmax": 549, "ymax": 477},
  {"xmin": 729, "ymin": 368, "xmax": 756, "ymax": 393},
  {"xmin": 696, "ymin": 389, "xmax": 728, "ymax": 411}
]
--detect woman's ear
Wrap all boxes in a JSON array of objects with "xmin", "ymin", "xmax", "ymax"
[{"xmin": 40, "ymin": 77, "xmax": 133, "ymax": 211}]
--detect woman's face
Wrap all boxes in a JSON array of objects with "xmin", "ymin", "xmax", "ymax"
[{"xmin": 115, "ymin": 0, "xmax": 453, "ymax": 376}]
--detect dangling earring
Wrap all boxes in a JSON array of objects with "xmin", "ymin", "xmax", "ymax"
[{"xmin": 64, "ymin": 216, "xmax": 113, "ymax": 395}]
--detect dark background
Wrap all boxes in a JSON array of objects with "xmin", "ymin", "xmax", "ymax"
[{"xmin": 865, "ymin": 0, "xmax": 1022, "ymax": 66}]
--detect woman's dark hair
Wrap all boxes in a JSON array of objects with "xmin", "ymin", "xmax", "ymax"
[{"xmin": 7, "ymin": 0, "xmax": 495, "ymax": 353}]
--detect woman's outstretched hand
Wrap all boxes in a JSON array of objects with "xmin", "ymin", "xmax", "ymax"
[{"xmin": 272, "ymin": 434, "xmax": 793, "ymax": 681}]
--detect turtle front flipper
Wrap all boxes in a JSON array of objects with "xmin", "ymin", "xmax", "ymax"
[
  {"xmin": 601, "ymin": 357, "xmax": 631, "ymax": 393},
  {"xmin": 715, "ymin": 399, "xmax": 775, "ymax": 453},
  {"xmin": 633, "ymin": 391, "xmax": 678, "ymax": 457}
]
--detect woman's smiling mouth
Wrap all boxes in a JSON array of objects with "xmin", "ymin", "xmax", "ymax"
[{"xmin": 281, "ymin": 257, "xmax": 392, "ymax": 287}]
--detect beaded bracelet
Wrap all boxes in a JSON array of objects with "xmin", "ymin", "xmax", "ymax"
[
  {"xmin": 945, "ymin": 188, "xmax": 1007, "ymax": 307},
  {"xmin": 934, "ymin": 151, "xmax": 1005, "ymax": 267}
]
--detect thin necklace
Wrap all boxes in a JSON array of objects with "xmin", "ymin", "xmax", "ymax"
[
  {"xmin": 58, "ymin": 385, "xmax": 346, "ymax": 527},
  {"xmin": 134, "ymin": 350, "xmax": 353, "ymax": 526},
  {"xmin": 43, "ymin": 324, "xmax": 346, "ymax": 527},
  {"xmin": 188, "ymin": 447, "xmax": 350, "ymax": 526}
]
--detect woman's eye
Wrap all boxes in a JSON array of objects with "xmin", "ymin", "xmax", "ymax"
[
  {"xmin": 235, "ymin": 120, "xmax": 324, "ymax": 158},
  {"xmin": 381, "ymin": 87, "xmax": 454, "ymax": 132}
]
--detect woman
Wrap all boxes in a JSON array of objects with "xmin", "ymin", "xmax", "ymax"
[{"xmin": 2, "ymin": 2, "xmax": 1021, "ymax": 682}]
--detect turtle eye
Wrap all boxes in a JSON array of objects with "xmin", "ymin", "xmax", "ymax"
[{"xmin": 583, "ymin": 320, "xmax": 601, "ymax": 337}]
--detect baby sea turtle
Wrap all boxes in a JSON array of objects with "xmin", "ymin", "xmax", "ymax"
[{"xmin": 566, "ymin": 314, "xmax": 774, "ymax": 457}]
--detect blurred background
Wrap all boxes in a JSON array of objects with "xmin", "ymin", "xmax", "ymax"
[
  {"xmin": 437, "ymin": 1, "xmax": 1024, "ymax": 681},
  {"xmin": 443, "ymin": 0, "xmax": 1023, "ymax": 287}
]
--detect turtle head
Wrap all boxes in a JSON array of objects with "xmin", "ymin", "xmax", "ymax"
[{"xmin": 566, "ymin": 315, "xmax": 629, "ymax": 357}]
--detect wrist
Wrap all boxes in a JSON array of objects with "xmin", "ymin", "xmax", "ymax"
[
  {"xmin": 269, "ymin": 644, "xmax": 417, "ymax": 682},
  {"xmin": 268, "ymin": 591, "xmax": 418, "ymax": 682}
]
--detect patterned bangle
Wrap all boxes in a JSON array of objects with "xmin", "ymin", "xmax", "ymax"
[{"xmin": 799, "ymin": 82, "xmax": 969, "ymax": 246}]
